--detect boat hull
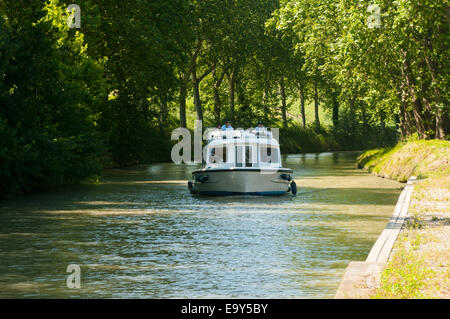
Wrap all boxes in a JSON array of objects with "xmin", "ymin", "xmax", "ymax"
[{"xmin": 190, "ymin": 168, "xmax": 293, "ymax": 196}]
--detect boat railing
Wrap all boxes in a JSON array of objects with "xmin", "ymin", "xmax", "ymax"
[{"xmin": 207, "ymin": 129, "xmax": 273, "ymax": 141}]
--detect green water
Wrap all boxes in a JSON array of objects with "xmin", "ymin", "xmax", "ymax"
[{"xmin": 0, "ymin": 152, "xmax": 400, "ymax": 298}]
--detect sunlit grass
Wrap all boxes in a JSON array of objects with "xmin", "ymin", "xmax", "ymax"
[
  {"xmin": 373, "ymin": 246, "xmax": 435, "ymax": 299},
  {"xmin": 372, "ymin": 172, "xmax": 449, "ymax": 299},
  {"xmin": 357, "ymin": 140, "xmax": 450, "ymax": 182}
]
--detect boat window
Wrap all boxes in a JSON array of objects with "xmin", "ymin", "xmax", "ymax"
[
  {"xmin": 209, "ymin": 146, "xmax": 227, "ymax": 163},
  {"xmin": 245, "ymin": 146, "xmax": 253, "ymax": 167},
  {"xmin": 235, "ymin": 146, "xmax": 244, "ymax": 167},
  {"xmin": 234, "ymin": 145, "xmax": 254, "ymax": 167},
  {"xmin": 260, "ymin": 146, "xmax": 279, "ymax": 164}
]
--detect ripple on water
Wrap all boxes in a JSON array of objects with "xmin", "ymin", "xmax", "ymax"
[{"xmin": 0, "ymin": 152, "xmax": 401, "ymax": 298}]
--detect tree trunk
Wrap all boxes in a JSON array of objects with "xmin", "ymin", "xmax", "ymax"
[
  {"xmin": 192, "ymin": 74, "xmax": 203, "ymax": 122},
  {"xmin": 227, "ymin": 68, "xmax": 236, "ymax": 122},
  {"xmin": 401, "ymin": 50, "xmax": 427, "ymax": 138},
  {"xmin": 424, "ymin": 54, "xmax": 445, "ymax": 139},
  {"xmin": 159, "ymin": 94, "xmax": 168, "ymax": 133},
  {"xmin": 299, "ymin": 83, "xmax": 306, "ymax": 128},
  {"xmin": 399, "ymin": 82, "xmax": 414, "ymax": 137},
  {"xmin": 332, "ymin": 92, "xmax": 339, "ymax": 127},
  {"xmin": 279, "ymin": 78, "xmax": 287, "ymax": 129},
  {"xmin": 189, "ymin": 48, "xmax": 203, "ymax": 122},
  {"xmin": 380, "ymin": 109, "xmax": 385, "ymax": 136},
  {"xmin": 403, "ymin": 102, "xmax": 413, "ymax": 136},
  {"xmin": 435, "ymin": 104, "xmax": 445, "ymax": 139},
  {"xmin": 263, "ymin": 71, "xmax": 271, "ymax": 118},
  {"xmin": 189, "ymin": 47, "xmax": 213, "ymax": 123},
  {"xmin": 212, "ymin": 66, "xmax": 228, "ymax": 125},
  {"xmin": 399, "ymin": 104, "xmax": 407, "ymax": 138},
  {"xmin": 262, "ymin": 89, "xmax": 269, "ymax": 116},
  {"xmin": 213, "ymin": 85, "xmax": 221, "ymax": 125},
  {"xmin": 179, "ymin": 73, "xmax": 187, "ymax": 128},
  {"xmin": 212, "ymin": 67, "xmax": 221, "ymax": 125},
  {"xmin": 348, "ymin": 95, "xmax": 356, "ymax": 130},
  {"xmin": 313, "ymin": 76, "xmax": 320, "ymax": 129}
]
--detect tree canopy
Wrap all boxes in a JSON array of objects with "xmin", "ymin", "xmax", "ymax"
[{"xmin": 0, "ymin": 0, "xmax": 448, "ymax": 196}]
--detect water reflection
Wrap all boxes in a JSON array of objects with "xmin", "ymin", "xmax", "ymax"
[{"xmin": 0, "ymin": 152, "xmax": 400, "ymax": 298}]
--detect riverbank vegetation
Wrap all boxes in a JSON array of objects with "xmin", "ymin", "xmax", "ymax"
[
  {"xmin": 1, "ymin": 0, "xmax": 448, "ymax": 196},
  {"xmin": 358, "ymin": 141, "xmax": 449, "ymax": 298},
  {"xmin": 357, "ymin": 139, "xmax": 450, "ymax": 182},
  {"xmin": 373, "ymin": 173, "xmax": 450, "ymax": 299}
]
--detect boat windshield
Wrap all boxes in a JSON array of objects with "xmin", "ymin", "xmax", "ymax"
[{"xmin": 206, "ymin": 143, "xmax": 281, "ymax": 168}]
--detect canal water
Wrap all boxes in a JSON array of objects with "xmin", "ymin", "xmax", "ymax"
[{"xmin": 0, "ymin": 152, "xmax": 401, "ymax": 298}]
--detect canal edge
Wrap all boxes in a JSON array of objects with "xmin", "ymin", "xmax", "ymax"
[{"xmin": 334, "ymin": 177, "xmax": 417, "ymax": 299}]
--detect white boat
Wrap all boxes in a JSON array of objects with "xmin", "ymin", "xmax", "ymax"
[{"xmin": 188, "ymin": 129, "xmax": 296, "ymax": 196}]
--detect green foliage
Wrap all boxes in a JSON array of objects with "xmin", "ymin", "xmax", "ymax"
[
  {"xmin": 280, "ymin": 119, "xmax": 397, "ymax": 154},
  {"xmin": 406, "ymin": 213, "xmax": 425, "ymax": 230},
  {"xmin": 357, "ymin": 140, "xmax": 450, "ymax": 182},
  {"xmin": 1, "ymin": 0, "xmax": 447, "ymax": 197},
  {"xmin": 374, "ymin": 249, "xmax": 435, "ymax": 299},
  {"xmin": 273, "ymin": 0, "xmax": 449, "ymax": 140},
  {"xmin": 279, "ymin": 125, "xmax": 336, "ymax": 154},
  {"xmin": 0, "ymin": 1, "xmax": 105, "ymax": 196}
]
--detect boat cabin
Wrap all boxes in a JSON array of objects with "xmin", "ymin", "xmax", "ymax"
[{"xmin": 204, "ymin": 130, "xmax": 281, "ymax": 169}]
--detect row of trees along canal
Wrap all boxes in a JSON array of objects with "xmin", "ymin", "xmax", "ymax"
[{"xmin": 0, "ymin": 0, "xmax": 448, "ymax": 196}]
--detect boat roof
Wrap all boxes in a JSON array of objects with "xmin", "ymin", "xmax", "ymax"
[{"xmin": 205, "ymin": 129, "xmax": 279, "ymax": 147}]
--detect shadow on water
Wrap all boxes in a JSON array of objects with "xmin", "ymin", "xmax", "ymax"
[{"xmin": 0, "ymin": 151, "xmax": 400, "ymax": 298}]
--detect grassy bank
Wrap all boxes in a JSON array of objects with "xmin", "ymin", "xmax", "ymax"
[
  {"xmin": 358, "ymin": 140, "xmax": 450, "ymax": 298},
  {"xmin": 357, "ymin": 139, "xmax": 450, "ymax": 182},
  {"xmin": 373, "ymin": 173, "xmax": 450, "ymax": 298}
]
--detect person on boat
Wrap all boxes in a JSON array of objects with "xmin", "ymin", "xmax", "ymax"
[
  {"xmin": 255, "ymin": 121, "xmax": 265, "ymax": 132},
  {"xmin": 208, "ymin": 124, "xmax": 223, "ymax": 140},
  {"xmin": 221, "ymin": 120, "xmax": 233, "ymax": 131}
]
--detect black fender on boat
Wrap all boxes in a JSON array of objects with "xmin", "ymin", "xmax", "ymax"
[
  {"xmin": 188, "ymin": 181, "xmax": 197, "ymax": 194},
  {"xmin": 291, "ymin": 180, "xmax": 297, "ymax": 195}
]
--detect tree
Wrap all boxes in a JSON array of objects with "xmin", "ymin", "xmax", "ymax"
[
  {"xmin": 0, "ymin": 0, "xmax": 106, "ymax": 195},
  {"xmin": 274, "ymin": 0, "xmax": 448, "ymax": 139}
]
